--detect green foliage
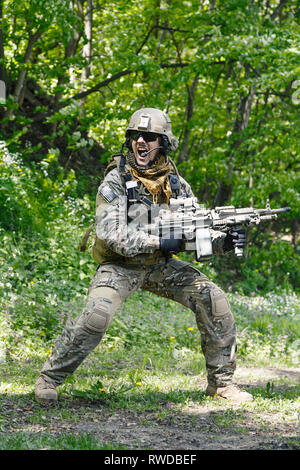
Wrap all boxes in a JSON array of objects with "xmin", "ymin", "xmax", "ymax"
[
  {"xmin": 230, "ymin": 291, "xmax": 299, "ymax": 366},
  {"xmin": 210, "ymin": 234, "xmax": 299, "ymax": 295},
  {"xmin": 0, "ymin": 142, "xmax": 95, "ymax": 341},
  {"xmin": 0, "ymin": 5, "xmax": 299, "ymax": 449},
  {"xmin": 0, "ymin": 268, "xmax": 298, "ymax": 449},
  {"xmin": 0, "ymin": 2, "xmax": 299, "ymax": 350}
]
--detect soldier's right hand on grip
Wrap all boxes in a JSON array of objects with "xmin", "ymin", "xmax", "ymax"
[
  {"xmin": 224, "ymin": 228, "xmax": 246, "ymax": 252},
  {"xmin": 159, "ymin": 234, "xmax": 184, "ymax": 256}
]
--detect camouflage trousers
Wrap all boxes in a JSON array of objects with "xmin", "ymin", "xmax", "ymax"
[{"xmin": 41, "ymin": 258, "xmax": 236, "ymax": 387}]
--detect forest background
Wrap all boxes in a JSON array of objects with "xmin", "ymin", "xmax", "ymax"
[
  {"xmin": 0, "ymin": 0, "xmax": 299, "ymax": 450},
  {"xmin": 1, "ymin": 0, "xmax": 299, "ymax": 296},
  {"xmin": 0, "ymin": 0, "xmax": 299, "ymax": 338}
]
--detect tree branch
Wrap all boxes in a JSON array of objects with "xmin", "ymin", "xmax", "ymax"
[
  {"xmin": 64, "ymin": 69, "xmax": 134, "ymax": 103},
  {"xmin": 59, "ymin": 62, "xmax": 189, "ymax": 108},
  {"xmin": 136, "ymin": 25, "xmax": 156, "ymax": 55},
  {"xmin": 136, "ymin": 24, "xmax": 190, "ymax": 55},
  {"xmin": 270, "ymin": 0, "xmax": 289, "ymax": 20}
]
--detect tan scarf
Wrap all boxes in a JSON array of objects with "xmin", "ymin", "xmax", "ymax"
[{"xmin": 126, "ymin": 152, "xmax": 172, "ymax": 204}]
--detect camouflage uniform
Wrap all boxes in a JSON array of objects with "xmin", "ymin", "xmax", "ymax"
[{"xmin": 40, "ymin": 166, "xmax": 236, "ymax": 388}]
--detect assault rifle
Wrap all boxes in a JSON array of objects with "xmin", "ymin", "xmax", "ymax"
[{"xmin": 140, "ymin": 198, "xmax": 290, "ymax": 260}]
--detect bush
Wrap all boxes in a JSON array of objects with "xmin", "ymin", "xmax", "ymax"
[{"xmin": 0, "ymin": 142, "xmax": 96, "ymax": 341}]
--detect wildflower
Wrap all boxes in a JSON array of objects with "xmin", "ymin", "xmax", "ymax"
[
  {"xmin": 99, "ymin": 388, "xmax": 105, "ymax": 392},
  {"xmin": 46, "ymin": 350, "xmax": 51, "ymax": 356},
  {"xmin": 17, "ymin": 168, "xmax": 22, "ymax": 172},
  {"xmin": 157, "ymin": 385, "xmax": 161, "ymax": 390},
  {"xmin": 187, "ymin": 327, "xmax": 194, "ymax": 331},
  {"xmin": 172, "ymin": 254, "xmax": 179, "ymax": 259},
  {"xmin": 30, "ymin": 281, "xmax": 34, "ymax": 285},
  {"xmin": 136, "ymin": 382, "xmax": 142, "ymax": 386}
]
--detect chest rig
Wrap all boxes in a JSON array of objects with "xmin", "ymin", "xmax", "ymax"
[
  {"xmin": 118, "ymin": 153, "xmax": 182, "ymax": 210},
  {"xmin": 78, "ymin": 154, "xmax": 182, "ymax": 255}
]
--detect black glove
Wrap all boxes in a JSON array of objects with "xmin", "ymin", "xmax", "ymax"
[
  {"xmin": 159, "ymin": 233, "xmax": 184, "ymax": 256},
  {"xmin": 224, "ymin": 227, "xmax": 246, "ymax": 252}
]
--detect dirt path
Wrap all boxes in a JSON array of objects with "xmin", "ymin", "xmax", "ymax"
[
  {"xmin": 3, "ymin": 366, "xmax": 299, "ymax": 450},
  {"xmin": 75, "ymin": 366, "xmax": 300, "ymax": 450}
]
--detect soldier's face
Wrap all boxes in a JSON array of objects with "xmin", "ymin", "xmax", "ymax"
[{"xmin": 131, "ymin": 132, "xmax": 161, "ymax": 167}]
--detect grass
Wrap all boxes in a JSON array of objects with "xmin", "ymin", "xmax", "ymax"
[
  {"xmin": 0, "ymin": 286, "xmax": 299, "ymax": 450},
  {"xmin": 0, "ymin": 431, "xmax": 128, "ymax": 450}
]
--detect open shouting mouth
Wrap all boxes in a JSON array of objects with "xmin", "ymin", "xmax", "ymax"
[{"xmin": 137, "ymin": 146, "xmax": 149, "ymax": 158}]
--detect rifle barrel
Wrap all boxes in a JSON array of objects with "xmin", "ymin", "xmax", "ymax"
[{"xmin": 256, "ymin": 207, "xmax": 291, "ymax": 214}]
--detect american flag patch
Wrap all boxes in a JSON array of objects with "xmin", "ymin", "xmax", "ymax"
[{"xmin": 100, "ymin": 184, "xmax": 117, "ymax": 203}]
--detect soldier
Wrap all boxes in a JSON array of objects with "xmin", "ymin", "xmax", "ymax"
[{"xmin": 35, "ymin": 108, "xmax": 252, "ymax": 404}]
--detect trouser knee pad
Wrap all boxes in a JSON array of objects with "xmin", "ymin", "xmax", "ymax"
[
  {"xmin": 80, "ymin": 286, "xmax": 122, "ymax": 335},
  {"xmin": 210, "ymin": 287, "xmax": 231, "ymax": 317},
  {"xmin": 84, "ymin": 297, "xmax": 114, "ymax": 334}
]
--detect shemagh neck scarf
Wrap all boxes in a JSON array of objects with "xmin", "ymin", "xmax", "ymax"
[{"xmin": 126, "ymin": 151, "xmax": 172, "ymax": 204}]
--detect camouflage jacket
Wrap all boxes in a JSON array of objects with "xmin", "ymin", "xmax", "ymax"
[{"xmin": 92, "ymin": 164, "xmax": 226, "ymax": 265}]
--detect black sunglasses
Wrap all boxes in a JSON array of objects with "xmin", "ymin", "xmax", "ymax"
[{"xmin": 130, "ymin": 131, "xmax": 159, "ymax": 142}]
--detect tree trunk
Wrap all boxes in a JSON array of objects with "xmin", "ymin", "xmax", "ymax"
[
  {"xmin": 81, "ymin": 0, "xmax": 93, "ymax": 81},
  {"xmin": 14, "ymin": 31, "xmax": 42, "ymax": 106},
  {"xmin": 213, "ymin": 78, "xmax": 256, "ymax": 207},
  {"xmin": 232, "ymin": 82, "xmax": 256, "ymax": 136},
  {"xmin": 0, "ymin": 0, "xmax": 6, "ymax": 85},
  {"xmin": 177, "ymin": 75, "xmax": 199, "ymax": 164}
]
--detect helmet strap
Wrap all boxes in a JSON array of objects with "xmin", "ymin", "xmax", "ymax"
[{"xmin": 119, "ymin": 140, "xmax": 128, "ymax": 175}]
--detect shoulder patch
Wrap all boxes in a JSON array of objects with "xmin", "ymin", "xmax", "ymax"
[{"xmin": 99, "ymin": 184, "xmax": 117, "ymax": 203}]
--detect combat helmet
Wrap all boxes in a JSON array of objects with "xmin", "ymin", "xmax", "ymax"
[{"xmin": 125, "ymin": 108, "xmax": 178, "ymax": 151}]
